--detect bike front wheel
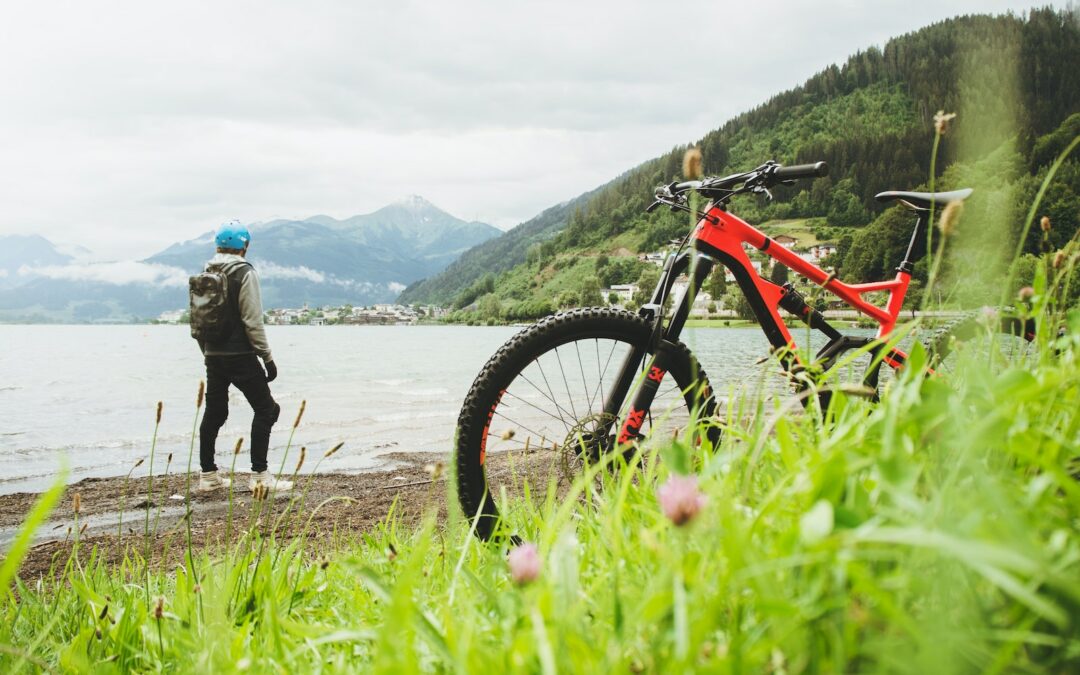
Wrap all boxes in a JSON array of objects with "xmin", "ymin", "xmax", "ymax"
[{"xmin": 455, "ymin": 307, "xmax": 716, "ymax": 540}]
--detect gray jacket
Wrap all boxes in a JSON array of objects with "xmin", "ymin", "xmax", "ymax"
[{"xmin": 200, "ymin": 253, "xmax": 273, "ymax": 362}]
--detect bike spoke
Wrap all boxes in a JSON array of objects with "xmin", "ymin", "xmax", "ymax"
[
  {"xmin": 533, "ymin": 359, "xmax": 573, "ymax": 432},
  {"xmin": 553, "ymin": 346, "xmax": 579, "ymax": 420},
  {"xmin": 501, "ymin": 389, "xmax": 574, "ymax": 429},
  {"xmin": 574, "ymin": 340, "xmax": 593, "ymax": 418},
  {"xmin": 483, "ymin": 432, "xmax": 540, "ymax": 449},
  {"xmin": 516, "ymin": 371, "xmax": 576, "ymax": 430},
  {"xmin": 589, "ymin": 338, "xmax": 619, "ymax": 417},
  {"xmin": 491, "ymin": 410, "xmax": 548, "ymax": 445}
]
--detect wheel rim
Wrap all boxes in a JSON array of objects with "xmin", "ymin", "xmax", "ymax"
[{"xmin": 476, "ymin": 334, "xmax": 708, "ymax": 528}]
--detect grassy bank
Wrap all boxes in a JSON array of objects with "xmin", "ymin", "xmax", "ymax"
[
  {"xmin": 682, "ymin": 318, "xmax": 760, "ymax": 328},
  {"xmin": 1, "ymin": 301, "xmax": 1078, "ymax": 672}
]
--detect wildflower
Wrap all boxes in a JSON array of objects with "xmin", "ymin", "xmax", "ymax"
[
  {"xmin": 253, "ymin": 483, "xmax": 268, "ymax": 501},
  {"xmin": 234, "ymin": 438, "xmax": 244, "ymax": 454},
  {"xmin": 1018, "ymin": 286, "xmax": 1035, "ymax": 303},
  {"xmin": 133, "ymin": 458, "xmax": 144, "ymax": 468},
  {"xmin": 682, "ymin": 146, "xmax": 704, "ymax": 180},
  {"xmin": 1053, "ymin": 250, "xmax": 1066, "ymax": 269},
  {"xmin": 155, "ymin": 401, "xmax": 163, "ymax": 424},
  {"xmin": 657, "ymin": 474, "xmax": 707, "ymax": 526},
  {"xmin": 387, "ymin": 543, "xmax": 398, "ymax": 562},
  {"xmin": 933, "ymin": 110, "xmax": 957, "ymax": 135},
  {"xmin": 500, "ymin": 428, "xmax": 515, "ymax": 441},
  {"xmin": 73, "ymin": 492, "xmax": 82, "ymax": 515},
  {"xmin": 196, "ymin": 380, "xmax": 205, "ymax": 409},
  {"xmin": 98, "ymin": 604, "xmax": 109, "ymax": 621},
  {"xmin": 980, "ymin": 306, "xmax": 998, "ymax": 322},
  {"xmin": 166, "ymin": 453, "xmax": 173, "ymax": 464},
  {"xmin": 1040, "ymin": 215, "xmax": 1052, "ymax": 233},
  {"xmin": 507, "ymin": 542, "xmax": 541, "ymax": 585},
  {"xmin": 938, "ymin": 200, "xmax": 963, "ymax": 237},
  {"xmin": 154, "ymin": 597, "xmax": 164, "ymax": 620},
  {"xmin": 324, "ymin": 442, "xmax": 344, "ymax": 458},
  {"xmin": 293, "ymin": 400, "xmax": 307, "ymax": 429},
  {"xmin": 295, "ymin": 447, "xmax": 306, "ymax": 473},
  {"xmin": 80, "ymin": 522, "xmax": 88, "ymax": 535}
]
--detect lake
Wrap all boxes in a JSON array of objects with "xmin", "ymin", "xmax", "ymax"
[{"xmin": 0, "ymin": 323, "xmax": 863, "ymax": 495}]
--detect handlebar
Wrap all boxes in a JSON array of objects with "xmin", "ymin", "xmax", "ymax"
[
  {"xmin": 773, "ymin": 161, "xmax": 829, "ymax": 181},
  {"xmin": 649, "ymin": 160, "xmax": 829, "ymax": 211}
]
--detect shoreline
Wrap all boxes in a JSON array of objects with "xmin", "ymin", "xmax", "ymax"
[{"xmin": 0, "ymin": 451, "xmax": 450, "ymax": 579}]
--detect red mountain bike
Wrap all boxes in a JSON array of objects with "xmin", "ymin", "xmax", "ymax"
[{"xmin": 455, "ymin": 161, "xmax": 1035, "ymax": 539}]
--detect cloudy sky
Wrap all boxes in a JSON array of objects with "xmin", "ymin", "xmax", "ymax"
[{"xmin": 0, "ymin": 0, "xmax": 1048, "ymax": 260}]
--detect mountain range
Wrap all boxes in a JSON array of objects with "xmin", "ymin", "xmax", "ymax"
[{"xmin": 0, "ymin": 196, "xmax": 499, "ymax": 322}]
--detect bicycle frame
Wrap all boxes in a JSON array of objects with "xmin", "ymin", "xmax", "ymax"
[
  {"xmin": 606, "ymin": 202, "xmax": 924, "ymax": 444},
  {"xmin": 691, "ymin": 205, "xmax": 911, "ymax": 358}
]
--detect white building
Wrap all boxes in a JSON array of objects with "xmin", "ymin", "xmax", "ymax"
[
  {"xmin": 602, "ymin": 283, "xmax": 638, "ymax": 304},
  {"xmin": 157, "ymin": 309, "xmax": 185, "ymax": 324}
]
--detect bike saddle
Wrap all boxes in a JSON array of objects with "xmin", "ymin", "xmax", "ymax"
[{"xmin": 875, "ymin": 188, "xmax": 973, "ymax": 211}]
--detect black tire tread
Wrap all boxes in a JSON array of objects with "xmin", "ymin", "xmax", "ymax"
[
  {"xmin": 454, "ymin": 307, "xmax": 713, "ymax": 539},
  {"xmin": 923, "ymin": 308, "xmax": 1034, "ymax": 362}
]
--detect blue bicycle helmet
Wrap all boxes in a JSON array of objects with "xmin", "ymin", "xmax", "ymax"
[{"xmin": 215, "ymin": 220, "xmax": 251, "ymax": 250}]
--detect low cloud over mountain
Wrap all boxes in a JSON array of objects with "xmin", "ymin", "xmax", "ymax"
[{"xmin": 0, "ymin": 196, "xmax": 498, "ymax": 322}]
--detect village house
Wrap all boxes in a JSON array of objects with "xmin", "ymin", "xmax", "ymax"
[
  {"xmin": 156, "ymin": 309, "xmax": 186, "ymax": 324},
  {"xmin": 602, "ymin": 283, "xmax": 638, "ymax": 305}
]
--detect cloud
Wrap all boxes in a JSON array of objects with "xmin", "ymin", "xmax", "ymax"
[
  {"xmin": 254, "ymin": 264, "xmax": 403, "ymax": 295},
  {"xmin": 258, "ymin": 262, "xmax": 327, "ymax": 284},
  {"xmin": 18, "ymin": 261, "xmax": 189, "ymax": 287},
  {"xmin": 0, "ymin": 0, "xmax": 1039, "ymax": 259}
]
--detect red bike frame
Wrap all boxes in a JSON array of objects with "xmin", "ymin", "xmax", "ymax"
[{"xmin": 691, "ymin": 205, "xmax": 910, "ymax": 369}]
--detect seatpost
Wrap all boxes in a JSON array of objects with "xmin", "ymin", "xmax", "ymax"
[{"xmin": 898, "ymin": 210, "xmax": 928, "ymax": 273}]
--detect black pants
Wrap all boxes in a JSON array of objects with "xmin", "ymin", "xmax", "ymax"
[{"xmin": 200, "ymin": 354, "xmax": 280, "ymax": 473}]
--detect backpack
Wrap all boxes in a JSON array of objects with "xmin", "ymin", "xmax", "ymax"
[{"xmin": 189, "ymin": 261, "xmax": 249, "ymax": 342}]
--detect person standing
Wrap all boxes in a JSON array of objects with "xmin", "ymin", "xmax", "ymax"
[{"xmin": 192, "ymin": 220, "xmax": 292, "ymax": 492}]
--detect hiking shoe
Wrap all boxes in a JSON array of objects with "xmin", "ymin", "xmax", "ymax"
[
  {"xmin": 197, "ymin": 471, "xmax": 232, "ymax": 492},
  {"xmin": 249, "ymin": 471, "xmax": 293, "ymax": 492}
]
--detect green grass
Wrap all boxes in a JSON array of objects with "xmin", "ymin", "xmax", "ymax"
[
  {"xmin": 758, "ymin": 219, "xmax": 826, "ymax": 248},
  {"xmin": 682, "ymin": 318, "xmax": 760, "ymax": 328}
]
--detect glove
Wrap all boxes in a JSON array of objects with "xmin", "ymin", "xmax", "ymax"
[{"xmin": 264, "ymin": 359, "xmax": 278, "ymax": 382}]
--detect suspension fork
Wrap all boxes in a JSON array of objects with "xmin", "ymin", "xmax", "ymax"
[{"xmin": 600, "ymin": 252, "xmax": 715, "ymax": 445}]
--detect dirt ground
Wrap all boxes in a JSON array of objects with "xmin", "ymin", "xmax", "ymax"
[{"xmin": 0, "ymin": 451, "xmax": 455, "ymax": 580}]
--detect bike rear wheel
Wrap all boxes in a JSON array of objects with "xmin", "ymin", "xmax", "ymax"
[
  {"xmin": 923, "ymin": 310, "xmax": 1037, "ymax": 375},
  {"xmin": 455, "ymin": 307, "xmax": 716, "ymax": 540}
]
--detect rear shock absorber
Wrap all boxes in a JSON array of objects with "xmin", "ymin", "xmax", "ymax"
[{"xmin": 778, "ymin": 283, "xmax": 842, "ymax": 341}]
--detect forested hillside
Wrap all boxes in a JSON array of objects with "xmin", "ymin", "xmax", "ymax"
[{"xmin": 400, "ymin": 8, "xmax": 1080, "ymax": 315}]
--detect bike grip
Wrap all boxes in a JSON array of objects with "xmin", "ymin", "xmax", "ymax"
[
  {"xmin": 645, "ymin": 200, "xmax": 661, "ymax": 213},
  {"xmin": 774, "ymin": 161, "xmax": 828, "ymax": 180}
]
